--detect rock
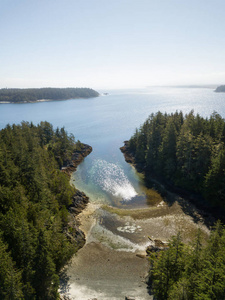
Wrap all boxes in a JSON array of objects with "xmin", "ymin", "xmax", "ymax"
[
  {"xmin": 120, "ymin": 141, "xmax": 145, "ymax": 173},
  {"xmin": 146, "ymin": 239, "xmax": 169, "ymax": 254},
  {"xmin": 154, "ymin": 239, "xmax": 166, "ymax": 248},
  {"xmin": 125, "ymin": 297, "xmax": 136, "ymax": 300},
  {"xmin": 61, "ymin": 144, "xmax": 92, "ymax": 176},
  {"xmin": 69, "ymin": 190, "xmax": 89, "ymax": 216}
]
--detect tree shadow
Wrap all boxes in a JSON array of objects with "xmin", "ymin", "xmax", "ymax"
[
  {"xmin": 144, "ymin": 176, "xmax": 217, "ymax": 229},
  {"xmin": 59, "ymin": 268, "xmax": 71, "ymax": 296}
]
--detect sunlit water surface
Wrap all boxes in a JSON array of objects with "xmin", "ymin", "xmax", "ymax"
[{"xmin": 1, "ymin": 87, "xmax": 225, "ymax": 208}]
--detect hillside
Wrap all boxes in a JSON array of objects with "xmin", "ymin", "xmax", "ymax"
[{"xmin": 0, "ymin": 121, "xmax": 91, "ymax": 299}]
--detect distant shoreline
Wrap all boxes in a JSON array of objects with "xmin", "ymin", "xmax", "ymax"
[
  {"xmin": 0, "ymin": 97, "xmax": 89, "ymax": 104},
  {"xmin": 0, "ymin": 87, "xmax": 99, "ymax": 103}
]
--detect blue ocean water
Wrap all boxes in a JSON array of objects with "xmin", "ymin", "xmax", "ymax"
[{"xmin": 1, "ymin": 87, "xmax": 225, "ymax": 206}]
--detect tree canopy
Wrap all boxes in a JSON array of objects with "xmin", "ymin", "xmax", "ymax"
[
  {"xmin": 0, "ymin": 121, "xmax": 85, "ymax": 299},
  {"xmin": 127, "ymin": 111, "xmax": 225, "ymax": 209},
  {"xmin": 149, "ymin": 222, "xmax": 225, "ymax": 299}
]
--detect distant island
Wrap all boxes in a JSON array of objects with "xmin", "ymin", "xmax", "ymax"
[
  {"xmin": 0, "ymin": 87, "xmax": 99, "ymax": 103},
  {"xmin": 215, "ymin": 85, "xmax": 225, "ymax": 92}
]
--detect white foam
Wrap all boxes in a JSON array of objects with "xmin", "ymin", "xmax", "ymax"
[{"xmin": 90, "ymin": 159, "xmax": 137, "ymax": 201}]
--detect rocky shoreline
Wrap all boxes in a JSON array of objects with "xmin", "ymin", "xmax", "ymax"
[
  {"xmin": 120, "ymin": 141, "xmax": 217, "ymax": 227},
  {"xmin": 61, "ymin": 143, "xmax": 92, "ymax": 249},
  {"xmin": 62, "ymin": 143, "xmax": 92, "ymax": 176},
  {"xmin": 120, "ymin": 141, "xmax": 146, "ymax": 174}
]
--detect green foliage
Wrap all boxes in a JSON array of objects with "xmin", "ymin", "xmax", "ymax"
[
  {"xmin": 128, "ymin": 111, "xmax": 225, "ymax": 208},
  {"xmin": 0, "ymin": 87, "xmax": 99, "ymax": 103},
  {"xmin": 0, "ymin": 122, "xmax": 82, "ymax": 299},
  {"xmin": 0, "ymin": 232, "xmax": 24, "ymax": 299},
  {"xmin": 149, "ymin": 222, "xmax": 225, "ymax": 299}
]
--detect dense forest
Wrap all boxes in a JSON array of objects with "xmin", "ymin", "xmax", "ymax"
[
  {"xmin": 0, "ymin": 121, "xmax": 87, "ymax": 299},
  {"xmin": 215, "ymin": 85, "xmax": 225, "ymax": 92},
  {"xmin": 127, "ymin": 111, "xmax": 225, "ymax": 209},
  {"xmin": 0, "ymin": 87, "xmax": 99, "ymax": 103},
  {"xmin": 148, "ymin": 221, "xmax": 225, "ymax": 299}
]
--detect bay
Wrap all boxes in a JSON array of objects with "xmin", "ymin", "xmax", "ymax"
[
  {"xmin": 1, "ymin": 87, "xmax": 225, "ymax": 207},
  {"xmin": 1, "ymin": 87, "xmax": 224, "ymax": 299}
]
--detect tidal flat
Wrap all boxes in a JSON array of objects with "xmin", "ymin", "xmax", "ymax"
[{"xmin": 60, "ymin": 188, "xmax": 211, "ymax": 300}]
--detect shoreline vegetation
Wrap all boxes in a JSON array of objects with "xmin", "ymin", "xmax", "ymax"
[
  {"xmin": 121, "ymin": 111, "xmax": 225, "ymax": 218},
  {"xmin": 121, "ymin": 111, "xmax": 225, "ymax": 299},
  {"xmin": 0, "ymin": 87, "xmax": 99, "ymax": 103},
  {"xmin": 0, "ymin": 121, "xmax": 92, "ymax": 299}
]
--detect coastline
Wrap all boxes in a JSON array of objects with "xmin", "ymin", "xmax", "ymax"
[
  {"xmin": 120, "ymin": 141, "xmax": 216, "ymax": 226},
  {"xmin": 61, "ymin": 143, "xmax": 92, "ymax": 177},
  {"xmin": 0, "ymin": 97, "xmax": 94, "ymax": 104},
  {"xmin": 59, "ymin": 141, "xmax": 211, "ymax": 299},
  {"xmin": 61, "ymin": 143, "xmax": 92, "ymax": 249}
]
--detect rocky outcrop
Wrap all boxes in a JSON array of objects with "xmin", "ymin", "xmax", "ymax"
[
  {"xmin": 120, "ymin": 141, "xmax": 145, "ymax": 173},
  {"xmin": 61, "ymin": 144, "xmax": 92, "ymax": 249},
  {"xmin": 69, "ymin": 190, "xmax": 89, "ymax": 215},
  {"xmin": 146, "ymin": 239, "xmax": 169, "ymax": 254},
  {"xmin": 120, "ymin": 141, "xmax": 135, "ymax": 164},
  {"xmin": 61, "ymin": 143, "xmax": 92, "ymax": 176}
]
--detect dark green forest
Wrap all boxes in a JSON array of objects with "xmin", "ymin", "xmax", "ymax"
[
  {"xmin": 127, "ymin": 111, "xmax": 225, "ymax": 209},
  {"xmin": 0, "ymin": 122, "xmax": 85, "ymax": 299},
  {"xmin": 149, "ymin": 222, "xmax": 225, "ymax": 299},
  {"xmin": 0, "ymin": 87, "xmax": 99, "ymax": 103}
]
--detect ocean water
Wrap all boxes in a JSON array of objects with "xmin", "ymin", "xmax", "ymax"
[{"xmin": 1, "ymin": 87, "xmax": 225, "ymax": 207}]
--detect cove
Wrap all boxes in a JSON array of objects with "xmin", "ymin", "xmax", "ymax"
[{"xmin": 0, "ymin": 87, "xmax": 225, "ymax": 299}]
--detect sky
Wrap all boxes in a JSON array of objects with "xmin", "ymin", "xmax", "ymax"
[{"xmin": 0, "ymin": 0, "xmax": 225, "ymax": 89}]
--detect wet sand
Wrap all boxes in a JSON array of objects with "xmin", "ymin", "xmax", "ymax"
[
  {"xmin": 60, "ymin": 197, "xmax": 210, "ymax": 300},
  {"xmin": 60, "ymin": 242, "xmax": 151, "ymax": 300}
]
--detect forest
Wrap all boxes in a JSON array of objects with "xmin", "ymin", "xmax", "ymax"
[
  {"xmin": 0, "ymin": 121, "xmax": 86, "ymax": 299},
  {"xmin": 127, "ymin": 111, "xmax": 225, "ymax": 210},
  {"xmin": 0, "ymin": 87, "xmax": 99, "ymax": 103},
  {"xmin": 127, "ymin": 111, "xmax": 225, "ymax": 300},
  {"xmin": 126, "ymin": 111, "xmax": 225, "ymax": 299},
  {"xmin": 148, "ymin": 221, "xmax": 225, "ymax": 299}
]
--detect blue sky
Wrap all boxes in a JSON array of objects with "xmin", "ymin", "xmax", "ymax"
[{"xmin": 0, "ymin": 0, "xmax": 225, "ymax": 89}]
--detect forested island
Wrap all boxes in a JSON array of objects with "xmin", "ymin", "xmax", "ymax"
[
  {"xmin": 215, "ymin": 85, "xmax": 225, "ymax": 92},
  {"xmin": 0, "ymin": 87, "xmax": 99, "ymax": 103},
  {"xmin": 121, "ymin": 111, "xmax": 225, "ymax": 299},
  {"xmin": 0, "ymin": 121, "xmax": 92, "ymax": 299}
]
